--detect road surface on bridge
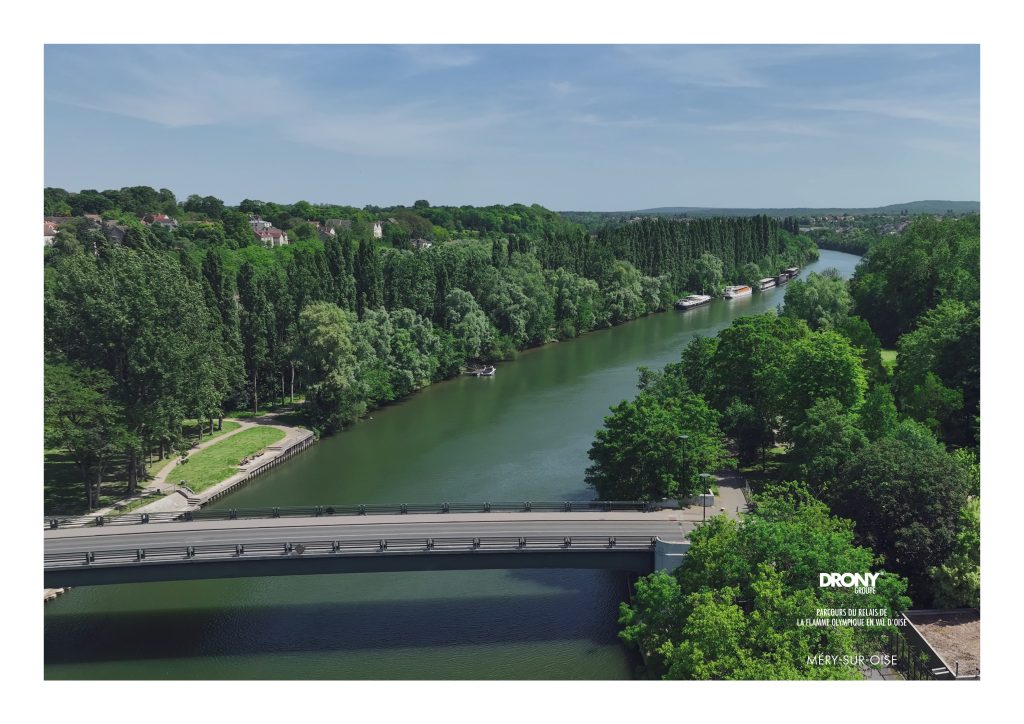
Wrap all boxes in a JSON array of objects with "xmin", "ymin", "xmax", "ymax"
[{"xmin": 44, "ymin": 511, "xmax": 694, "ymax": 557}]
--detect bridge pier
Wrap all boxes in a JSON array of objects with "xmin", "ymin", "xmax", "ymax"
[{"xmin": 654, "ymin": 539, "xmax": 690, "ymax": 572}]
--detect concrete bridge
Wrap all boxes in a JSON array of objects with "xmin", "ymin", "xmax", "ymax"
[{"xmin": 43, "ymin": 509, "xmax": 695, "ymax": 588}]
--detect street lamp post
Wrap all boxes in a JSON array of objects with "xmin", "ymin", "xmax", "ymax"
[{"xmin": 698, "ymin": 473, "xmax": 713, "ymax": 522}]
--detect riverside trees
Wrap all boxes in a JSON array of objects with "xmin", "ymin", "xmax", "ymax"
[
  {"xmin": 604, "ymin": 214, "xmax": 981, "ymax": 651},
  {"xmin": 619, "ymin": 482, "xmax": 910, "ymax": 680},
  {"xmin": 585, "ymin": 383, "xmax": 729, "ymax": 500},
  {"xmin": 44, "ymin": 190, "xmax": 813, "ymax": 510}
]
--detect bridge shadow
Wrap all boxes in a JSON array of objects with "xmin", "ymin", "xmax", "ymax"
[{"xmin": 45, "ymin": 578, "xmax": 630, "ymax": 666}]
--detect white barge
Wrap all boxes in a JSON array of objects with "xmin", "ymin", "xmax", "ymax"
[
  {"xmin": 723, "ymin": 285, "xmax": 753, "ymax": 299},
  {"xmin": 674, "ymin": 294, "xmax": 713, "ymax": 310}
]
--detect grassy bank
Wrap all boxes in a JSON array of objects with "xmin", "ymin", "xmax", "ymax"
[
  {"xmin": 44, "ymin": 420, "xmax": 245, "ymax": 515},
  {"xmin": 174, "ymin": 426, "xmax": 286, "ymax": 492}
]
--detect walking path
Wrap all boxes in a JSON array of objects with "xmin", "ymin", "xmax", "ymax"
[
  {"xmin": 43, "ymin": 414, "xmax": 314, "ymax": 602},
  {"xmin": 677, "ymin": 471, "xmax": 750, "ymax": 521},
  {"xmin": 132, "ymin": 415, "xmax": 313, "ymax": 515},
  {"xmin": 52, "ymin": 413, "xmax": 312, "ymax": 522}
]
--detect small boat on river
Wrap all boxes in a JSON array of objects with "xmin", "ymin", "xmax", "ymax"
[
  {"xmin": 466, "ymin": 365, "xmax": 496, "ymax": 377},
  {"xmin": 674, "ymin": 294, "xmax": 712, "ymax": 310},
  {"xmin": 723, "ymin": 285, "xmax": 753, "ymax": 299}
]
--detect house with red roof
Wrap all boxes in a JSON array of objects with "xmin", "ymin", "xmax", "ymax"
[
  {"xmin": 142, "ymin": 213, "xmax": 178, "ymax": 229},
  {"xmin": 44, "ymin": 221, "xmax": 59, "ymax": 246},
  {"xmin": 255, "ymin": 227, "xmax": 289, "ymax": 248}
]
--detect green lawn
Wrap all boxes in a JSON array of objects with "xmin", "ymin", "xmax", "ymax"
[
  {"xmin": 174, "ymin": 426, "xmax": 286, "ymax": 492},
  {"xmin": 881, "ymin": 348, "xmax": 898, "ymax": 375},
  {"xmin": 45, "ymin": 420, "xmax": 246, "ymax": 515}
]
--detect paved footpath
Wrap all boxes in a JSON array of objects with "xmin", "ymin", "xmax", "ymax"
[
  {"xmin": 677, "ymin": 471, "xmax": 750, "ymax": 521},
  {"xmin": 132, "ymin": 415, "xmax": 312, "ymax": 515},
  {"xmin": 54, "ymin": 414, "xmax": 311, "ymax": 522}
]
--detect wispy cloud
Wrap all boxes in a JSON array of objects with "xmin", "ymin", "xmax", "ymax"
[
  {"xmin": 705, "ymin": 119, "xmax": 835, "ymax": 137},
  {"xmin": 47, "ymin": 46, "xmax": 302, "ymax": 128},
  {"xmin": 288, "ymin": 106, "xmax": 513, "ymax": 158},
  {"xmin": 801, "ymin": 96, "xmax": 979, "ymax": 128},
  {"xmin": 46, "ymin": 46, "xmax": 512, "ymax": 158},
  {"xmin": 400, "ymin": 45, "xmax": 478, "ymax": 70},
  {"xmin": 548, "ymin": 80, "xmax": 575, "ymax": 96},
  {"xmin": 618, "ymin": 45, "xmax": 867, "ymax": 89},
  {"xmin": 571, "ymin": 113, "xmax": 667, "ymax": 129}
]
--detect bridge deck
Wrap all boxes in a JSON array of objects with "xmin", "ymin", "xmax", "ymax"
[{"xmin": 44, "ymin": 512, "xmax": 693, "ymax": 587}]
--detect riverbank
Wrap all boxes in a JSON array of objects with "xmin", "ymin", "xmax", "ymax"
[
  {"xmin": 131, "ymin": 416, "xmax": 314, "ymax": 515},
  {"xmin": 44, "ymin": 413, "xmax": 315, "ymax": 522}
]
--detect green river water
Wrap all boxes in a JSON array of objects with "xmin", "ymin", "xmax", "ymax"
[{"xmin": 44, "ymin": 250, "xmax": 861, "ymax": 679}]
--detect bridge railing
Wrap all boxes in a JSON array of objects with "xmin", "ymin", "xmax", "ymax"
[
  {"xmin": 44, "ymin": 500, "xmax": 653, "ymax": 530},
  {"xmin": 44, "ymin": 535, "xmax": 660, "ymax": 569}
]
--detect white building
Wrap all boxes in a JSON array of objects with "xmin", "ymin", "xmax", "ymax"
[{"xmin": 256, "ymin": 227, "xmax": 289, "ymax": 248}]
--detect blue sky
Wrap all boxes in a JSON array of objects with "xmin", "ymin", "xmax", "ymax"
[{"xmin": 44, "ymin": 45, "xmax": 979, "ymax": 210}]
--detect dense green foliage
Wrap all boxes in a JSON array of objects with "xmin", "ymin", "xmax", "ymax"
[
  {"xmin": 44, "ymin": 361, "xmax": 131, "ymax": 509},
  {"xmin": 44, "ymin": 187, "xmax": 805, "ymax": 508},
  {"xmin": 585, "ymin": 375, "xmax": 729, "ymax": 500},
  {"xmin": 929, "ymin": 498, "xmax": 980, "ymax": 609},
  {"xmin": 850, "ymin": 215, "xmax": 979, "ymax": 346},
  {"xmin": 601, "ymin": 214, "xmax": 979, "ymax": 619},
  {"xmin": 619, "ymin": 482, "xmax": 910, "ymax": 680},
  {"xmin": 829, "ymin": 435, "xmax": 972, "ymax": 602},
  {"xmin": 596, "ymin": 216, "xmax": 817, "ymax": 295},
  {"xmin": 779, "ymin": 268, "xmax": 853, "ymax": 331},
  {"xmin": 892, "ymin": 299, "xmax": 979, "ymax": 446}
]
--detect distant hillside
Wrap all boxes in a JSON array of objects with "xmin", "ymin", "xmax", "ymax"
[{"xmin": 570, "ymin": 200, "xmax": 979, "ymax": 218}]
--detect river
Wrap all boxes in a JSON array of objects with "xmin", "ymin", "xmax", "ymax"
[{"xmin": 44, "ymin": 249, "xmax": 862, "ymax": 679}]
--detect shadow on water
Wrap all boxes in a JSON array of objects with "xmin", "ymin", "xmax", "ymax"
[{"xmin": 45, "ymin": 587, "xmax": 625, "ymax": 664}]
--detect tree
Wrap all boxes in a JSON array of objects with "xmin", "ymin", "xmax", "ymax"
[
  {"xmin": 787, "ymin": 398, "xmax": 867, "ymax": 494},
  {"xmin": 850, "ymin": 215, "xmax": 979, "ymax": 345},
  {"xmin": 708, "ymin": 313, "xmax": 807, "ymax": 415},
  {"xmin": 585, "ymin": 390, "xmax": 728, "ymax": 501},
  {"xmin": 858, "ymin": 384, "xmax": 900, "ymax": 442},
  {"xmin": 183, "ymin": 194, "xmax": 225, "ymax": 219},
  {"xmin": 679, "ymin": 335, "xmax": 718, "ymax": 398},
  {"xmin": 830, "ymin": 437, "xmax": 972, "ymax": 603},
  {"xmin": 237, "ymin": 263, "xmax": 274, "ymax": 413},
  {"xmin": 892, "ymin": 300, "xmax": 979, "ymax": 446},
  {"xmin": 618, "ymin": 571, "xmax": 688, "ymax": 659},
  {"xmin": 837, "ymin": 315, "xmax": 886, "ymax": 384},
  {"xmin": 620, "ymin": 482, "xmax": 910, "ymax": 680},
  {"xmin": 780, "ymin": 269, "xmax": 853, "ymax": 331},
  {"xmin": 296, "ymin": 302, "xmax": 364, "ymax": 433},
  {"xmin": 929, "ymin": 498, "xmax": 980, "ymax": 609},
  {"xmin": 44, "ymin": 361, "xmax": 131, "ymax": 510},
  {"xmin": 355, "ymin": 237, "xmax": 384, "ymax": 315},
  {"xmin": 782, "ymin": 331, "xmax": 867, "ymax": 431},
  {"xmin": 45, "ymin": 246, "xmax": 225, "ymax": 493},
  {"xmin": 443, "ymin": 288, "xmax": 497, "ymax": 361},
  {"xmin": 692, "ymin": 253, "xmax": 723, "ymax": 295},
  {"xmin": 548, "ymin": 267, "xmax": 602, "ymax": 338},
  {"xmin": 720, "ymin": 399, "xmax": 774, "ymax": 468},
  {"xmin": 602, "ymin": 260, "xmax": 648, "ymax": 324},
  {"xmin": 736, "ymin": 262, "xmax": 763, "ymax": 290}
]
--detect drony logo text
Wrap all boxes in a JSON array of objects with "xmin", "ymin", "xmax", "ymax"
[{"xmin": 820, "ymin": 572, "xmax": 881, "ymax": 595}]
